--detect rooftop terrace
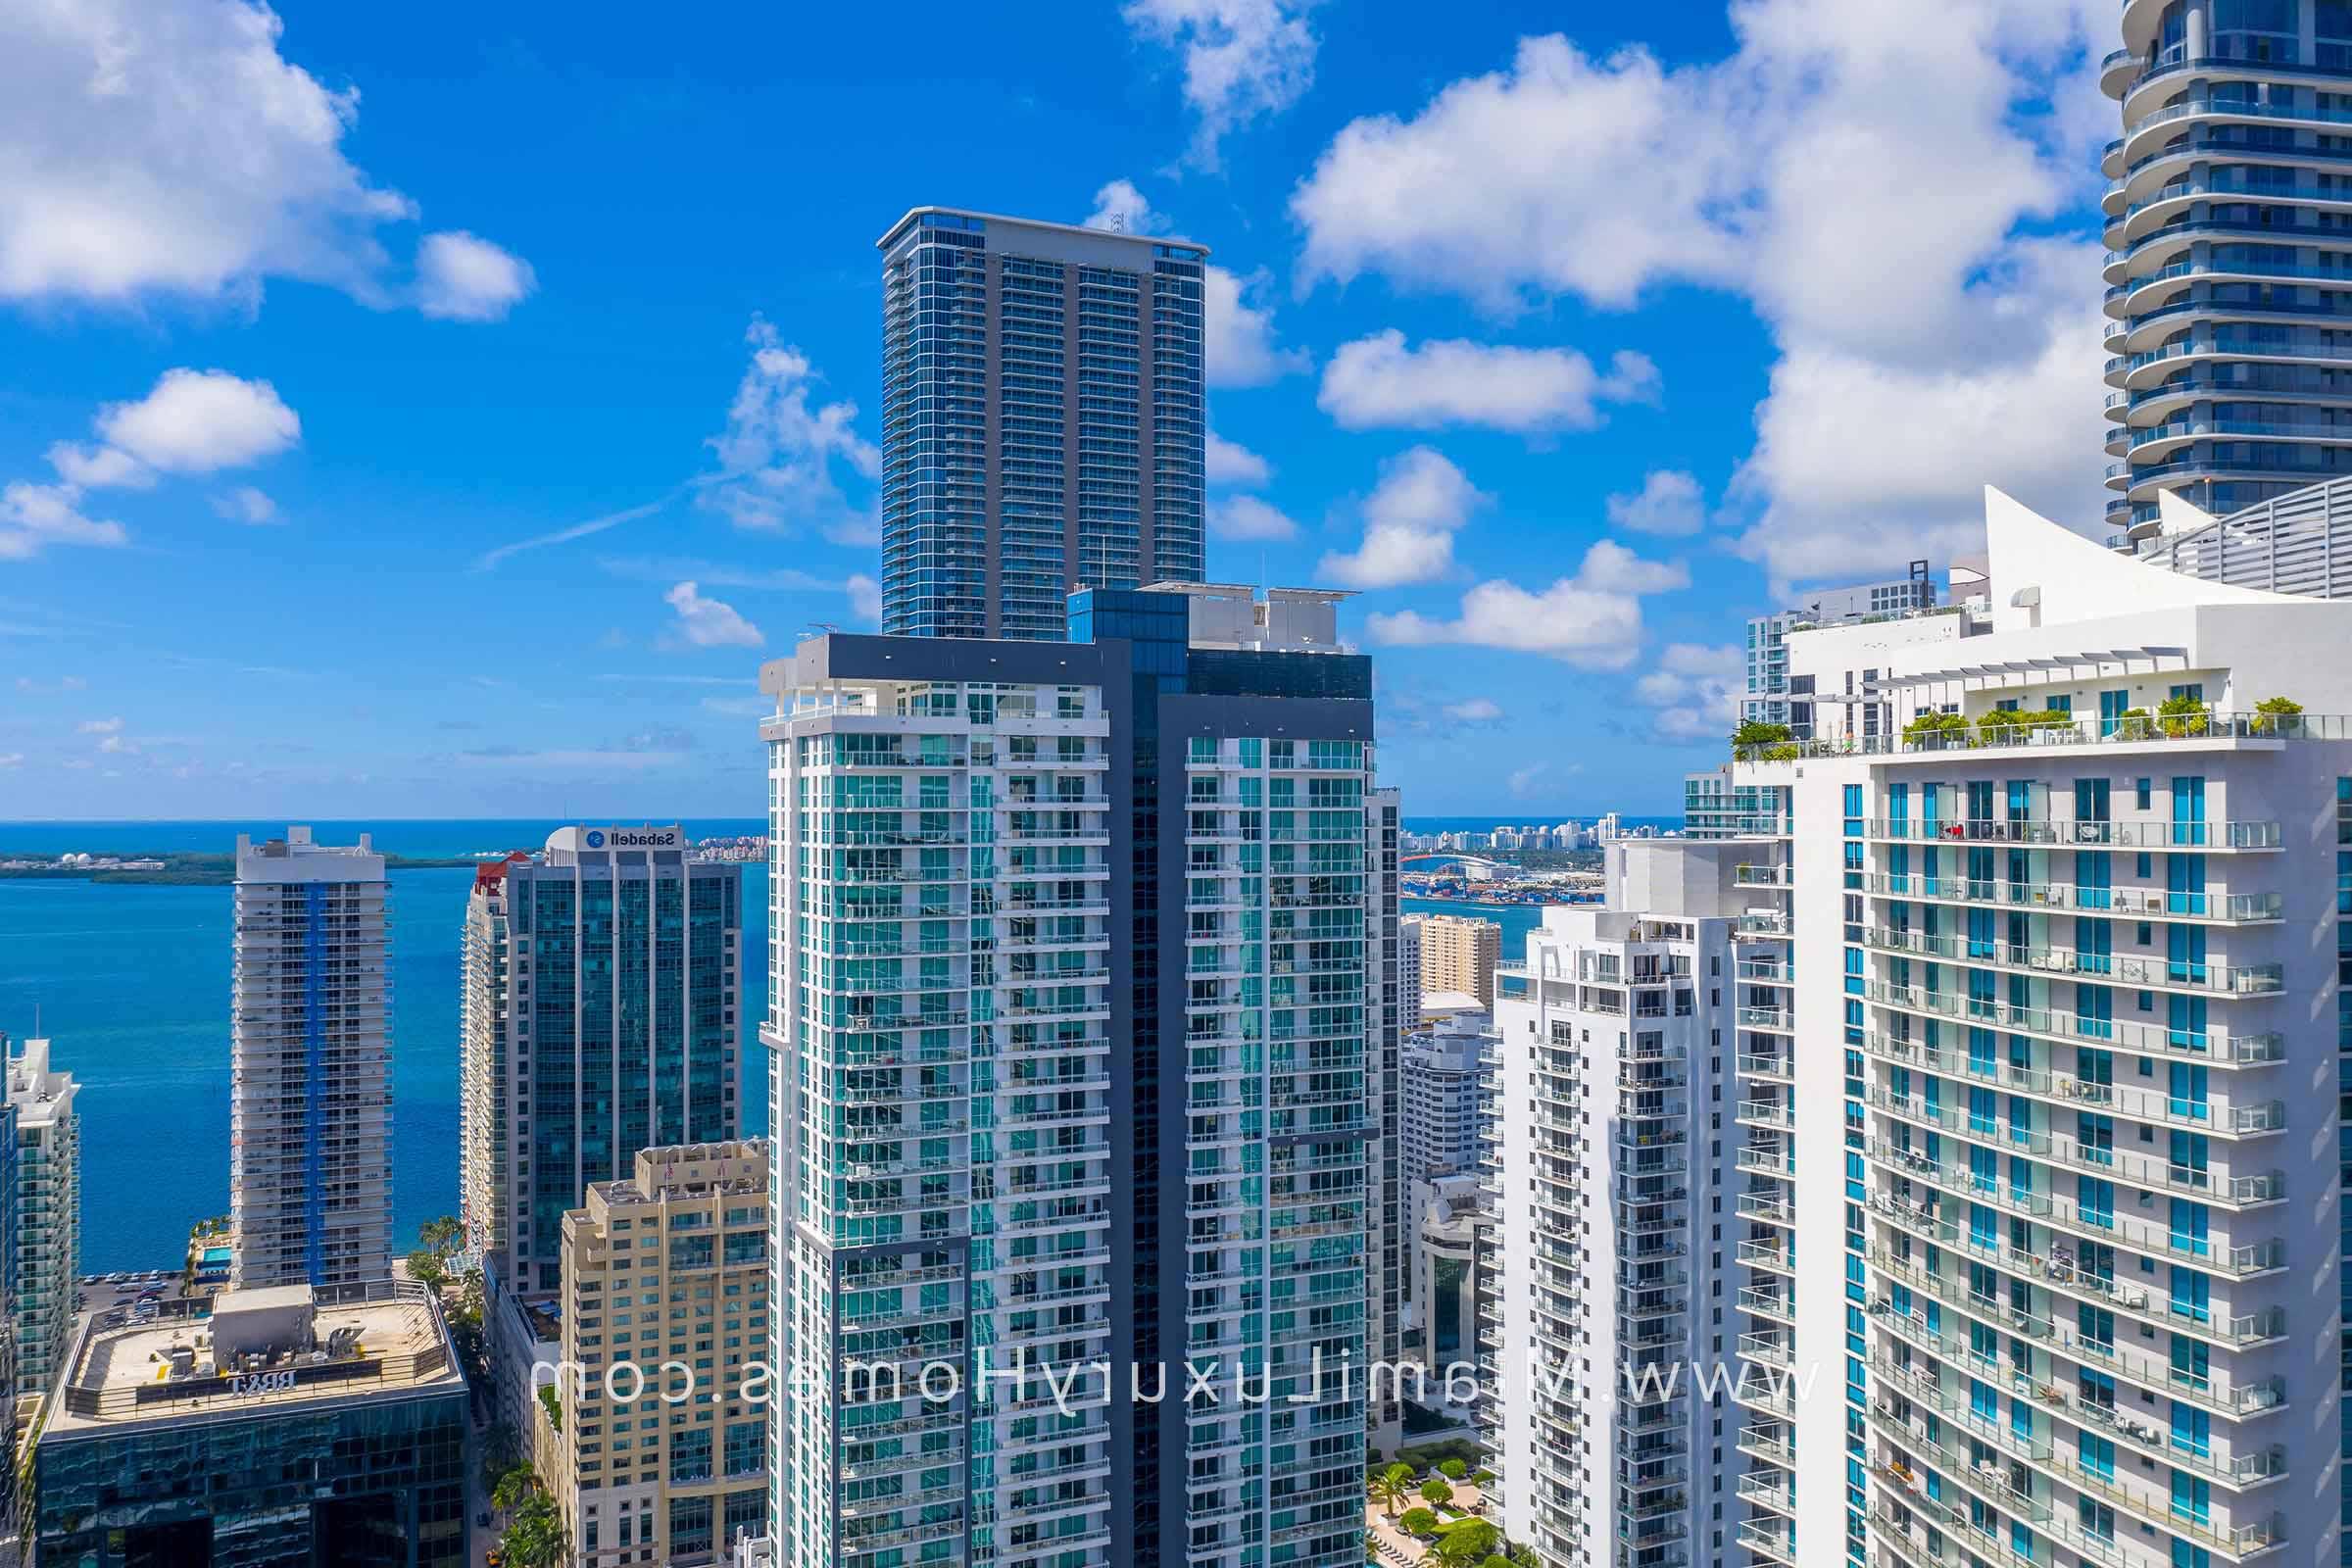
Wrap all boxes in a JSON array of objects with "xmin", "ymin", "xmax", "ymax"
[{"xmin": 46, "ymin": 1279, "xmax": 459, "ymax": 1437}]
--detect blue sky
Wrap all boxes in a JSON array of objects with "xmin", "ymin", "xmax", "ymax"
[{"xmin": 0, "ymin": 0, "xmax": 2114, "ymax": 819}]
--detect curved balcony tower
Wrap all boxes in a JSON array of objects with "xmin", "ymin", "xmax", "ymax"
[{"xmin": 2103, "ymin": 0, "xmax": 2352, "ymax": 547}]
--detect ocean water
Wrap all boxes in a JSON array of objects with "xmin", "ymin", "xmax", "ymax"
[
  {"xmin": 0, "ymin": 820, "xmax": 769, "ymax": 1271},
  {"xmin": 0, "ymin": 818, "xmax": 1609, "ymax": 1271},
  {"xmin": 1398, "ymin": 898, "xmax": 1553, "ymax": 961}
]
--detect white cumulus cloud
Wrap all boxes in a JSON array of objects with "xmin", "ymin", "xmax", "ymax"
[
  {"xmin": 45, "ymin": 442, "xmax": 153, "ymax": 490},
  {"xmin": 93, "ymin": 368, "xmax": 300, "ymax": 476},
  {"xmin": 1316, "ymin": 446, "xmax": 1490, "ymax": 589},
  {"xmin": 0, "ymin": 483, "xmax": 125, "ymax": 560},
  {"xmin": 416, "ymin": 229, "xmax": 537, "ymax": 321},
  {"xmin": 1289, "ymin": 3, "xmax": 2115, "ymax": 582},
  {"xmin": 3, "ymin": 368, "xmax": 300, "ymax": 555},
  {"xmin": 1084, "ymin": 178, "xmax": 1163, "ymax": 234},
  {"xmin": 1605, "ymin": 469, "xmax": 1707, "ymax": 536},
  {"xmin": 699, "ymin": 318, "xmax": 880, "ymax": 534},
  {"xmin": 1204, "ymin": 265, "xmax": 1308, "ymax": 388},
  {"xmin": 1208, "ymin": 495, "xmax": 1298, "ymax": 542},
  {"xmin": 1365, "ymin": 539, "xmax": 1689, "ymax": 668},
  {"xmin": 0, "ymin": 0, "xmax": 529, "ymax": 317},
  {"xmin": 664, "ymin": 581, "xmax": 763, "ymax": 649},
  {"xmin": 1122, "ymin": 0, "xmax": 1318, "ymax": 168},
  {"xmin": 1633, "ymin": 641, "xmax": 1742, "ymax": 739},
  {"xmin": 1205, "ymin": 430, "xmax": 1271, "ymax": 488},
  {"xmin": 1320, "ymin": 329, "xmax": 1658, "ymax": 435},
  {"xmin": 1443, "ymin": 697, "xmax": 1503, "ymax": 722}
]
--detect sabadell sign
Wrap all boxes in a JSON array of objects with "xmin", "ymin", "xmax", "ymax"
[{"xmin": 584, "ymin": 827, "xmax": 682, "ymax": 850}]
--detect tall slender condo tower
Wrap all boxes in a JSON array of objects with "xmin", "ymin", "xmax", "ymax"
[
  {"xmin": 6, "ymin": 1035, "xmax": 78, "ymax": 1388},
  {"xmin": 229, "ymin": 826, "xmax": 392, "ymax": 1289},
  {"xmin": 758, "ymin": 583, "xmax": 1387, "ymax": 1568},
  {"xmin": 875, "ymin": 208, "xmax": 1207, "ymax": 641}
]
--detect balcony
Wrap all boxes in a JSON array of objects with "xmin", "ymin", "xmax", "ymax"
[
  {"xmin": 1861, "ymin": 1134, "xmax": 2285, "ymax": 1277},
  {"xmin": 1735, "ymin": 1472, "xmax": 1795, "ymax": 1517},
  {"xmin": 1856, "ymin": 870, "xmax": 2282, "ymax": 925},
  {"xmin": 1869, "ymin": 1068, "xmax": 2284, "ymax": 1144},
  {"xmin": 1861, "ymin": 923, "xmax": 2282, "ymax": 997},
  {"xmin": 1866, "ymin": 977, "xmax": 2283, "ymax": 1064},
  {"xmin": 1867, "ymin": 1224, "xmax": 2289, "ymax": 1358},
  {"xmin": 1734, "ymin": 1517, "xmax": 1796, "ymax": 1566}
]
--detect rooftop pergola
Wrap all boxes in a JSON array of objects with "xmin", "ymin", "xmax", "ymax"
[{"xmin": 1865, "ymin": 645, "xmax": 2189, "ymax": 708}]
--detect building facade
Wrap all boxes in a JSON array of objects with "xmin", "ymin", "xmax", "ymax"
[
  {"xmin": 28, "ymin": 1281, "xmax": 468, "ymax": 1566},
  {"xmin": 7, "ymin": 1033, "xmax": 77, "ymax": 1389},
  {"xmin": 1415, "ymin": 912, "xmax": 1501, "ymax": 1010},
  {"xmin": 1492, "ymin": 847, "xmax": 1756, "ymax": 1568},
  {"xmin": 1399, "ymin": 915, "xmax": 1425, "ymax": 1030},
  {"xmin": 1731, "ymin": 488, "xmax": 2352, "ymax": 1568},
  {"xmin": 551, "ymin": 1140, "xmax": 771, "ymax": 1566},
  {"xmin": 757, "ymin": 583, "xmax": 1380, "ymax": 1568},
  {"xmin": 875, "ymin": 208, "xmax": 1207, "ymax": 641},
  {"xmin": 1684, "ymin": 767, "xmax": 1790, "ymax": 841},
  {"xmin": 1371, "ymin": 787, "xmax": 1408, "ymax": 1446},
  {"xmin": 1400, "ymin": 1026, "xmax": 1487, "ymax": 1204},
  {"xmin": 460, "ymin": 827, "xmax": 744, "ymax": 1291},
  {"xmin": 1741, "ymin": 567, "xmax": 1940, "ymax": 732},
  {"xmin": 1411, "ymin": 1173, "xmax": 1498, "ymax": 1426},
  {"xmin": 2102, "ymin": 0, "xmax": 2352, "ymax": 544},
  {"xmin": 230, "ymin": 827, "xmax": 392, "ymax": 1291}
]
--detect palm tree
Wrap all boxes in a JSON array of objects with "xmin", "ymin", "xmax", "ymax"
[
  {"xmin": 501, "ymin": 1491, "xmax": 567, "ymax": 1568},
  {"xmin": 1368, "ymin": 1461, "xmax": 1416, "ymax": 1517},
  {"xmin": 490, "ymin": 1463, "xmax": 540, "ymax": 1516}
]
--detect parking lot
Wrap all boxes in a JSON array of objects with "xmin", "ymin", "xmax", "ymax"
[{"xmin": 75, "ymin": 1267, "xmax": 190, "ymax": 1325}]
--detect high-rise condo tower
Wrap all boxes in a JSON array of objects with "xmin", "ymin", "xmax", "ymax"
[
  {"xmin": 2103, "ymin": 0, "xmax": 2352, "ymax": 545},
  {"xmin": 230, "ymin": 827, "xmax": 391, "ymax": 1290},
  {"xmin": 875, "ymin": 208, "xmax": 1207, "ymax": 641}
]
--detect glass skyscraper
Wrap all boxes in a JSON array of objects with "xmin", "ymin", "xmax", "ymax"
[
  {"xmin": 875, "ymin": 208, "xmax": 1207, "ymax": 641},
  {"xmin": 459, "ymin": 826, "xmax": 744, "ymax": 1291},
  {"xmin": 756, "ymin": 583, "xmax": 1390, "ymax": 1568},
  {"xmin": 2103, "ymin": 0, "xmax": 2352, "ymax": 544}
]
